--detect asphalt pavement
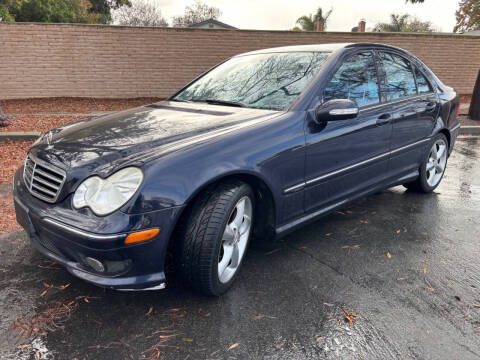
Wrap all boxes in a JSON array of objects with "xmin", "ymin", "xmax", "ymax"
[{"xmin": 1, "ymin": 137, "xmax": 479, "ymax": 360}]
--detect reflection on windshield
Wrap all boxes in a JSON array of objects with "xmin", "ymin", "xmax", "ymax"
[{"xmin": 173, "ymin": 52, "xmax": 330, "ymax": 110}]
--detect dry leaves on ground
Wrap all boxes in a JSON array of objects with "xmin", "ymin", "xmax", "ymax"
[
  {"xmin": 1, "ymin": 115, "xmax": 82, "ymax": 133},
  {"xmin": 0, "ymin": 97, "xmax": 161, "ymax": 115},
  {"xmin": 0, "ymin": 141, "xmax": 34, "ymax": 234},
  {"xmin": 342, "ymin": 307, "xmax": 360, "ymax": 325}
]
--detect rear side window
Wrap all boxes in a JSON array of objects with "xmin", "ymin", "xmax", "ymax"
[
  {"xmin": 323, "ymin": 52, "xmax": 379, "ymax": 107},
  {"xmin": 380, "ymin": 52, "xmax": 417, "ymax": 100},
  {"xmin": 414, "ymin": 67, "xmax": 433, "ymax": 94}
]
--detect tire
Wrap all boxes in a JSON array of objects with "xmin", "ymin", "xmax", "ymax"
[
  {"xmin": 403, "ymin": 133, "xmax": 448, "ymax": 193},
  {"xmin": 175, "ymin": 180, "xmax": 254, "ymax": 296}
]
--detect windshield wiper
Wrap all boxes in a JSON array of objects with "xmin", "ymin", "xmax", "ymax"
[{"xmin": 203, "ymin": 99, "xmax": 246, "ymax": 108}]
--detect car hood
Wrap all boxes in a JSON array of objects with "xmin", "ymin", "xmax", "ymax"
[{"xmin": 31, "ymin": 101, "xmax": 279, "ymax": 173}]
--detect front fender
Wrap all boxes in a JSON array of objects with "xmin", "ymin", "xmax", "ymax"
[{"xmin": 120, "ymin": 113, "xmax": 305, "ymax": 216}]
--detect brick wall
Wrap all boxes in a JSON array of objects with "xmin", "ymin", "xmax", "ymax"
[{"xmin": 0, "ymin": 23, "xmax": 479, "ymax": 100}]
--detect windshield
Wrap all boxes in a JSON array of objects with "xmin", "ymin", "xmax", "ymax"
[{"xmin": 172, "ymin": 51, "xmax": 330, "ymax": 110}]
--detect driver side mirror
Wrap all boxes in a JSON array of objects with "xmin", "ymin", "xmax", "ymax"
[{"xmin": 315, "ymin": 99, "xmax": 359, "ymax": 124}]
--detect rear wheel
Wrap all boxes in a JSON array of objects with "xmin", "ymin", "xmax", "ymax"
[
  {"xmin": 403, "ymin": 133, "xmax": 448, "ymax": 193},
  {"xmin": 175, "ymin": 180, "xmax": 254, "ymax": 296}
]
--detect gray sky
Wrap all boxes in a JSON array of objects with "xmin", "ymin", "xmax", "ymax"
[{"xmin": 153, "ymin": 0, "xmax": 459, "ymax": 32}]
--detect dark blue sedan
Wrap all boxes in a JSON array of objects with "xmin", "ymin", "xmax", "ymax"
[{"xmin": 13, "ymin": 43, "xmax": 460, "ymax": 295}]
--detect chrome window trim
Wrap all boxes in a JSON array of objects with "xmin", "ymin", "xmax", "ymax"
[
  {"xmin": 283, "ymin": 137, "xmax": 431, "ymax": 194},
  {"xmin": 359, "ymin": 93, "xmax": 428, "ymax": 113}
]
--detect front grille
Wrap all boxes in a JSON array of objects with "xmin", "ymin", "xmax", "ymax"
[{"xmin": 23, "ymin": 154, "xmax": 66, "ymax": 203}]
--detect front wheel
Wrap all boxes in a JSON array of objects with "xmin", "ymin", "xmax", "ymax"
[
  {"xmin": 403, "ymin": 133, "xmax": 448, "ymax": 193},
  {"xmin": 175, "ymin": 180, "xmax": 254, "ymax": 296}
]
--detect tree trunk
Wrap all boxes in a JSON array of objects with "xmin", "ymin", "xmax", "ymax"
[
  {"xmin": 469, "ymin": 69, "xmax": 480, "ymax": 120},
  {"xmin": 0, "ymin": 107, "xmax": 9, "ymax": 123}
]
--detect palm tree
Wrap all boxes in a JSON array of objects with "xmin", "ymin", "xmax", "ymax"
[
  {"xmin": 296, "ymin": 7, "xmax": 333, "ymax": 31},
  {"xmin": 374, "ymin": 13, "xmax": 410, "ymax": 32}
]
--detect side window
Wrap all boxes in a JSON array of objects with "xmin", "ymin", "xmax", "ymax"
[
  {"xmin": 323, "ymin": 52, "xmax": 379, "ymax": 107},
  {"xmin": 379, "ymin": 52, "xmax": 417, "ymax": 100},
  {"xmin": 414, "ymin": 66, "xmax": 433, "ymax": 94}
]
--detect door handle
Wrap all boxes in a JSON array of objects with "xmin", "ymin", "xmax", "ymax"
[{"xmin": 376, "ymin": 113, "xmax": 391, "ymax": 126}]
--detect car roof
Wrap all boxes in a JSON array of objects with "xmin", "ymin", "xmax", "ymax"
[{"xmin": 234, "ymin": 42, "xmax": 408, "ymax": 57}]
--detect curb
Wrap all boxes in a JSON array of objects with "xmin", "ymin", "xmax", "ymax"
[
  {"xmin": 459, "ymin": 126, "xmax": 480, "ymax": 135},
  {"xmin": 0, "ymin": 132, "xmax": 41, "ymax": 142}
]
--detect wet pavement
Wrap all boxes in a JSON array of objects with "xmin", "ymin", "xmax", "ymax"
[{"xmin": 1, "ymin": 137, "xmax": 479, "ymax": 360}]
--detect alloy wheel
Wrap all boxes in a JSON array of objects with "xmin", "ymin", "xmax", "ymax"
[
  {"xmin": 218, "ymin": 196, "xmax": 252, "ymax": 283},
  {"xmin": 426, "ymin": 139, "xmax": 447, "ymax": 187}
]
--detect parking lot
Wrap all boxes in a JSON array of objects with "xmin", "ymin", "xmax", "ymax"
[{"xmin": 1, "ymin": 136, "xmax": 479, "ymax": 360}]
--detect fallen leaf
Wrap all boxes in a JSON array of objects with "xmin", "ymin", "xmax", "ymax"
[
  {"xmin": 20, "ymin": 344, "xmax": 31, "ymax": 348},
  {"xmin": 342, "ymin": 244, "xmax": 360, "ymax": 249},
  {"xmin": 253, "ymin": 314, "xmax": 276, "ymax": 320},
  {"xmin": 336, "ymin": 211, "xmax": 346, "ymax": 216},
  {"xmin": 316, "ymin": 336, "xmax": 324, "ymax": 341},
  {"xmin": 473, "ymin": 304, "xmax": 480, "ymax": 308},
  {"xmin": 396, "ymin": 229, "xmax": 401, "ymax": 234},
  {"xmin": 387, "ymin": 252, "xmax": 392, "ymax": 259},
  {"xmin": 145, "ymin": 306, "xmax": 153, "ymax": 316},
  {"xmin": 59, "ymin": 283, "xmax": 70, "ymax": 291},
  {"xmin": 397, "ymin": 277, "xmax": 405, "ymax": 281},
  {"xmin": 423, "ymin": 268, "xmax": 427, "ymax": 274},
  {"xmin": 33, "ymin": 328, "xmax": 39, "ymax": 333},
  {"xmin": 182, "ymin": 338, "xmax": 193, "ymax": 343},
  {"xmin": 40, "ymin": 290, "xmax": 48, "ymax": 297},
  {"xmin": 323, "ymin": 302, "xmax": 334, "ymax": 307},
  {"xmin": 427, "ymin": 287, "xmax": 435, "ymax": 292},
  {"xmin": 35, "ymin": 351, "xmax": 40, "ymax": 360},
  {"xmin": 228, "ymin": 343, "xmax": 239, "ymax": 350},
  {"xmin": 360, "ymin": 219, "xmax": 369, "ymax": 224},
  {"xmin": 84, "ymin": 297, "xmax": 89, "ymax": 303},
  {"xmin": 342, "ymin": 307, "xmax": 360, "ymax": 325}
]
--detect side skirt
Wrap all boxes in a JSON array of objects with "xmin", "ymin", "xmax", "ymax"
[{"xmin": 275, "ymin": 170, "xmax": 419, "ymax": 239}]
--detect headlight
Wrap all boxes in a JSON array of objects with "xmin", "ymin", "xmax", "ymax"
[{"xmin": 73, "ymin": 167, "xmax": 143, "ymax": 216}]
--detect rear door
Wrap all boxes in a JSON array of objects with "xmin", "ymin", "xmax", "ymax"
[
  {"xmin": 303, "ymin": 51, "xmax": 392, "ymax": 214},
  {"xmin": 378, "ymin": 51, "xmax": 435, "ymax": 178}
]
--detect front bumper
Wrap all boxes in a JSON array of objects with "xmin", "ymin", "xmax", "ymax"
[{"xmin": 13, "ymin": 168, "xmax": 185, "ymax": 290}]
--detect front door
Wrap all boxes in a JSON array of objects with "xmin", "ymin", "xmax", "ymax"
[{"xmin": 304, "ymin": 51, "xmax": 392, "ymax": 214}]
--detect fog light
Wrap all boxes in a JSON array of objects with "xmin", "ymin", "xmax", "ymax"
[{"xmin": 85, "ymin": 257, "xmax": 105, "ymax": 272}]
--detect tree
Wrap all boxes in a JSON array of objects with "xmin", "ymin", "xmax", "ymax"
[
  {"xmin": 172, "ymin": 0, "xmax": 221, "ymax": 27},
  {"xmin": 454, "ymin": 0, "xmax": 480, "ymax": 33},
  {"xmin": 14, "ymin": 0, "xmax": 96, "ymax": 23},
  {"xmin": 88, "ymin": 0, "xmax": 130, "ymax": 24},
  {"xmin": 113, "ymin": 0, "xmax": 167, "ymax": 27},
  {"xmin": 0, "ymin": 0, "xmax": 22, "ymax": 22},
  {"xmin": 296, "ymin": 7, "xmax": 333, "ymax": 31},
  {"xmin": 374, "ymin": 13, "xmax": 434, "ymax": 32},
  {"xmin": 470, "ymin": 70, "xmax": 480, "ymax": 120},
  {"xmin": 0, "ymin": 0, "xmax": 128, "ymax": 23}
]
